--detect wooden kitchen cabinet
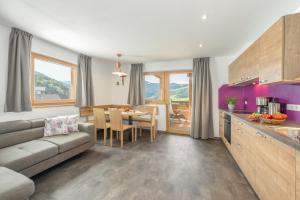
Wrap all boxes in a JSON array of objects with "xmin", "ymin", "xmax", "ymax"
[
  {"xmin": 259, "ymin": 17, "xmax": 284, "ymax": 84},
  {"xmin": 229, "ymin": 13, "xmax": 300, "ymax": 85},
  {"xmin": 255, "ymin": 131, "xmax": 296, "ymax": 200},
  {"xmin": 229, "ymin": 59, "xmax": 241, "ymax": 85},
  {"xmin": 225, "ymin": 115, "xmax": 296, "ymax": 200},
  {"xmin": 242, "ymin": 125, "xmax": 256, "ymax": 188},
  {"xmin": 231, "ymin": 118, "xmax": 256, "ymax": 188},
  {"xmin": 296, "ymin": 150, "xmax": 300, "ymax": 200},
  {"xmin": 219, "ymin": 111, "xmax": 224, "ymax": 139},
  {"xmin": 245, "ymin": 40, "xmax": 260, "ymax": 80},
  {"xmin": 229, "ymin": 52, "xmax": 247, "ymax": 85}
]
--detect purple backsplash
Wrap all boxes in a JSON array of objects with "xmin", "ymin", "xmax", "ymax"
[{"xmin": 219, "ymin": 84, "xmax": 300, "ymax": 123}]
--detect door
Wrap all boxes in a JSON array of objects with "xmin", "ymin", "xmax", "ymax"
[{"xmin": 166, "ymin": 71, "xmax": 192, "ymax": 135}]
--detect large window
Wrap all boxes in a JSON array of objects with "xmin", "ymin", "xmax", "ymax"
[
  {"xmin": 31, "ymin": 53, "xmax": 77, "ymax": 107},
  {"xmin": 144, "ymin": 72, "xmax": 164, "ymax": 104}
]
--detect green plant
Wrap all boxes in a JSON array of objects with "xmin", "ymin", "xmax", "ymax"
[{"xmin": 226, "ymin": 96, "xmax": 237, "ymax": 105}]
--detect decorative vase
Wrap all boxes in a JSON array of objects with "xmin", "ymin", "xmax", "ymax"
[{"xmin": 228, "ymin": 104, "xmax": 235, "ymax": 111}]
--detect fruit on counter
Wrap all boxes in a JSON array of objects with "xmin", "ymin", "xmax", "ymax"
[
  {"xmin": 261, "ymin": 114, "xmax": 273, "ymax": 119},
  {"xmin": 248, "ymin": 113, "xmax": 262, "ymax": 121},
  {"xmin": 272, "ymin": 113, "xmax": 288, "ymax": 120},
  {"xmin": 261, "ymin": 112, "xmax": 288, "ymax": 120}
]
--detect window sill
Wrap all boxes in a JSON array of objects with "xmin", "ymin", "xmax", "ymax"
[{"xmin": 32, "ymin": 100, "xmax": 76, "ymax": 108}]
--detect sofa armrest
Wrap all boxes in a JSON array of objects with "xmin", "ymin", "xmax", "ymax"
[{"xmin": 78, "ymin": 122, "xmax": 96, "ymax": 145}]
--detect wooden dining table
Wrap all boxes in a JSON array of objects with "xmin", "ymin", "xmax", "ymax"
[
  {"xmin": 104, "ymin": 110, "xmax": 150, "ymax": 124},
  {"xmin": 104, "ymin": 110, "xmax": 150, "ymax": 141}
]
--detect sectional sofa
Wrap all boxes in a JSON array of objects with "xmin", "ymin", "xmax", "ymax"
[{"xmin": 0, "ymin": 119, "xmax": 95, "ymax": 199}]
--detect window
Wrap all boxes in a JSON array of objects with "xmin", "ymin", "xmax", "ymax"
[
  {"xmin": 144, "ymin": 72, "xmax": 165, "ymax": 104},
  {"xmin": 31, "ymin": 53, "xmax": 77, "ymax": 107}
]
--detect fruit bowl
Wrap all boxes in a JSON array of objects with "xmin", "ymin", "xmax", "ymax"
[
  {"xmin": 261, "ymin": 118, "xmax": 286, "ymax": 125},
  {"xmin": 260, "ymin": 113, "xmax": 288, "ymax": 125},
  {"xmin": 248, "ymin": 113, "xmax": 262, "ymax": 122}
]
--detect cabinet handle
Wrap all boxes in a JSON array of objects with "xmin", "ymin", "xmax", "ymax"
[
  {"xmin": 256, "ymin": 132, "xmax": 266, "ymax": 138},
  {"xmin": 259, "ymin": 80, "xmax": 268, "ymax": 84}
]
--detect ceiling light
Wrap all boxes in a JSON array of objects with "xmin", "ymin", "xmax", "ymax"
[
  {"xmin": 202, "ymin": 14, "xmax": 207, "ymax": 20},
  {"xmin": 112, "ymin": 53, "xmax": 127, "ymax": 77},
  {"xmin": 199, "ymin": 44, "xmax": 203, "ymax": 48}
]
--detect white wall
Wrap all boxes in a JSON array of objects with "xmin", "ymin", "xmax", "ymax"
[
  {"xmin": 0, "ymin": 23, "xmax": 113, "ymax": 122},
  {"xmin": 210, "ymin": 56, "xmax": 234, "ymax": 137},
  {"xmin": 111, "ymin": 58, "xmax": 231, "ymax": 136},
  {"xmin": 92, "ymin": 58, "xmax": 114, "ymax": 105}
]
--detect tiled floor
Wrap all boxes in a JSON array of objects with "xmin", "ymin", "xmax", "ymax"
[{"xmin": 31, "ymin": 133, "xmax": 258, "ymax": 200}]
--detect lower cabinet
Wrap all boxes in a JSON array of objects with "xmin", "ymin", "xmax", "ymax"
[
  {"xmin": 297, "ymin": 150, "xmax": 300, "ymax": 200},
  {"xmin": 230, "ymin": 116, "xmax": 296, "ymax": 200},
  {"xmin": 219, "ymin": 111, "xmax": 224, "ymax": 139}
]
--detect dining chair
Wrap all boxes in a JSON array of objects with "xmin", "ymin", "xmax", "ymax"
[
  {"xmin": 135, "ymin": 106, "xmax": 157, "ymax": 142},
  {"xmin": 93, "ymin": 108, "xmax": 110, "ymax": 145},
  {"xmin": 109, "ymin": 109, "xmax": 136, "ymax": 148}
]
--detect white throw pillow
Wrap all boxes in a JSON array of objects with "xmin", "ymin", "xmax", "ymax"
[
  {"xmin": 65, "ymin": 115, "xmax": 79, "ymax": 133},
  {"xmin": 44, "ymin": 116, "xmax": 68, "ymax": 137}
]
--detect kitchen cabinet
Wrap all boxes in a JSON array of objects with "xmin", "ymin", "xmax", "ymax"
[
  {"xmin": 231, "ymin": 118, "xmax": 256, "ymax": 188},
  {"xmin": 255, "ymin": 131, "xmax": 295, "ymax": 200},
  {"xmin": 229, "ymin": 59, "xmax": 240, "ymax": 85},
  {"xmin": 229, "ymin": 52, "xmax": 247, "ymax": 85},
  {"xmin": 219, "ymin": 111, "xmax": 224, "ymax": 139},
  {"xmin": 245, "ymin": 40, "xmax": 260, "ymax": 80},
  {"xmin": 259, "ymin": 17, "xmax": 283, "ymax": 84},
  {"xmin": 229, "ymin": 13, "xmax": 300, "ymax": 85},
  {"xmin": 297, "ymin": 150, "xmax": 300, "ymax": 200},
  {"xmin": 229, "ymin": 116, "xmax": 296, "ymax": 200}
]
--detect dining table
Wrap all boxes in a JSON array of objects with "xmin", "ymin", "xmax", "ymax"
[{"xmin": 104, "ymin": 110, "xmax": 150, "ymax": 141}]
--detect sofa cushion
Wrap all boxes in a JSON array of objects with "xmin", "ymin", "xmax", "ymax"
[
  {"xmin": 39, "ymin": 132, "xmax": 90, "ymax": 153},
  {"xmin": 0, "ymin": 140, "xmax": 58, "ymax": 171},
  {"xmin": 0, "ymin": 120, "xmax": 31, "ymax": 134},
  {"xmin": 30, "ymin": 118, "xmax": 45, "ymax": 128},
  {"xmin": 0, "ymin": 127, "xmax": 44, "ymax": 149},
  {"xmin": 44, "ymin": 116, "xmax": 68, "ymax": 137},
  {"xmin": 0, "ymin": 167, "xmax": 35, "ymax": 200}
]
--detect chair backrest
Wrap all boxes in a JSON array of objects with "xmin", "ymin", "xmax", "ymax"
[
  {"xmin": 109, "ymin": 109, "xmax": 122, "ymax": 131},
  {"xmin": 134, "ymin": 105, "xmax": 159, "ymax": 114},
  {"xmin": 93, "ymin": 108, "xmax": 107, "ymax": 129},
  {"xmin": 135, "ymin": 106, "xmax": 157, "ymax": 126}
]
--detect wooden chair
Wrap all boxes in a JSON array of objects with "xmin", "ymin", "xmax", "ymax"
[
  {"xmin": 135, "ymin": 106, "xmax": 157, "ymax": 142},
  {"xmin": 109, "ymin": 109, "xmax": 136, "ymax": 148},
  {"xmin": 93, "ymin": 108, "xmax": 110, "ymax": 145}
]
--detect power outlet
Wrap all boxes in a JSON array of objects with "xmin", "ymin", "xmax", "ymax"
[{"xmin": 287, "ymin": 104, "xmax": 300, "ymax": 112}]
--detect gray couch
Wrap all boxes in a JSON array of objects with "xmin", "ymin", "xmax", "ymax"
[
  {"xmin": 0, "ymin": 119, "xmax": 95, "ymax": 178},
  {"xmin": 0, "ymin": 119, "xmax": 95, "ymax": 199}
]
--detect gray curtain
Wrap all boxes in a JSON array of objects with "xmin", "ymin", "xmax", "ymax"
[
  {"xmin": 5, "ymin": 28, "xmax": 33, "ymax": 112},
  {"xmin": 75, "ymin": 54, "xmax": 94, "ymax": 107},
  {"xmin": 127, "ymin": 63, "xmax": 144, "ymax": 105},
  {"xmin": 191, "ymin": 57, "xmax": 213, "ymax": 139}
]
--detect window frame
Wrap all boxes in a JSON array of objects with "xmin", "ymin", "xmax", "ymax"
[
  {"xmin": 31, "ymin": 52, "xmax": 77, "ymax": 107},
  {"xmin": 144, "ymin": 71, "xmax": 165, "ymax": 104}
]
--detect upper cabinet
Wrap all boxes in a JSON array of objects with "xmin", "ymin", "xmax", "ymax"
[{"xmin": 229, "ymin": 13, "xmax": 300, "ymax": 85}]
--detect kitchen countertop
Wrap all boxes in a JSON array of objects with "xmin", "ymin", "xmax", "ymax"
[{"xmin": 220, "ymin": 109, "xmax": 300, "ymax": 151}]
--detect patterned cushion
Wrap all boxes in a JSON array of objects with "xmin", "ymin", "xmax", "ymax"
[
  {"xmin": 44, "ymin": 116, "xmax": 68, "ymax": 137},
  {"xmin": 65, "ymin": 115, "xmax": 79, "ymax": 133}
]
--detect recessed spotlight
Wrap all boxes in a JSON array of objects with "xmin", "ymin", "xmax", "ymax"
[
  {"xmin": 199, "ymin": 44, "xmax": 203, "ymax": 48},
  {"xmin": 202, "ymin": 14, "xmax": 207, "ymax": 20}
]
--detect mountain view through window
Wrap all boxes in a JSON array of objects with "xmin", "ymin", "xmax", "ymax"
[{"xmin": 34, "ymin": 59, "xmax": 73, "ymax": 100}]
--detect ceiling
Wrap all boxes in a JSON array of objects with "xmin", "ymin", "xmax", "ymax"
[{"xmin": 0, "ymin": 0, "xmax": 299, "ymax": 62}]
